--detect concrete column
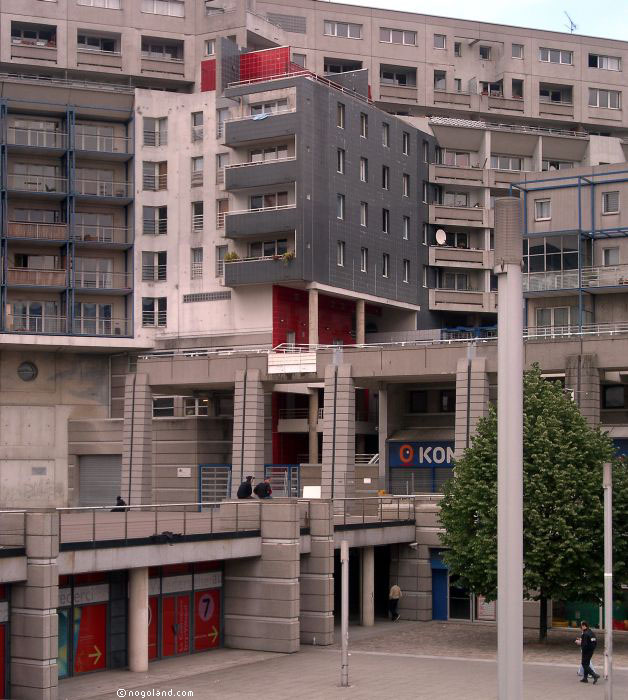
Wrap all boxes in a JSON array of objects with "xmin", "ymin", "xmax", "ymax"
[
  {"xmin": 128, "ymin": 567, "xmax": 149, "ymax": 673},
  {"xmin": 231, "ymin": 369, "xmax": 265, "ymax": 497},
  {"xmin": 300, "ymin": 500, "xmax": 334, "ymax": 645},
  {"xmin": 454, "ymin": 356, "xmax": 490, "ymax": 457},
  {"xmin": 377, "ymin": 386, "xmax": 388, "ymax": 484},
  {"xmin": 321, "ymin": 364, "xmax": 355, "ymax": 499},
  {"xmin": 308, "ymin": 391, "xmax": 319, "ymax": 464},
  {"xmin": 224, "ymin": 501, "xmax": 300, "ymax": 652},
  {"xmin": 360, "ymin": 546, "xmax": 375, "ymax": 626},
  {"xmin": 308, "ymin": 289, "xmax": 319, "ymax": 346},
  {"xmin": 121, "ymin": 373, "xmax": 153, "ymax": 505},
  {"xmin": 566, "ymin": 354, "xmax": 600, "ymax": 426},
  {"xmin": 11, "ymin": 512, "xmax": 59, "ymax": 700},
  {"xmin": 355, "ymin": 299, "xmax": 365, "ymax": 345}
]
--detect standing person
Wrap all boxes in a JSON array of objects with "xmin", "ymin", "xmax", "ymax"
[
  {"xmin": 576, "ymin": 620, "xmax": 600, "ymax": 684},
  {"xmin": 237, "ymin": 475, "xmax": 254, "ymax": 499},
  {"xmin": 254, "ymin": 477, "xmax": 272, "ymax": 499},
  {"xmin": 389, "ymin": 583, "xmax": 402, "ymax": 621}
]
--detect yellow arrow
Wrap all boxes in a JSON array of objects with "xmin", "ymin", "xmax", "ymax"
[
  {"xmin": 88, "ymin": 645, "xmax": 102, "ymax": 665},
  {"xmin": 208, "ymin": 626, "xmax": 218, "ymax": 643}
]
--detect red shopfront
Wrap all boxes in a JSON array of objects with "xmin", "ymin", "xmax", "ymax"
[
  {"xmin": 0, "ymin": 585, "xmax": 8, "ymax": 698},
  {"xmin": 148, "ymin": 563, "xmax": 222, "ymax": 660}
]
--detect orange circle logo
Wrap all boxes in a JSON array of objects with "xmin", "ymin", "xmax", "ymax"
[{"xmin": 399, "ymin": 444, "xmax": 414, "ymax": 464}]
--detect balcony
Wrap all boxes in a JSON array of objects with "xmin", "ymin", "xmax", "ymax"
[
  {"xmin": 7, "ymin": 127, "xmax": 67, "ymax": 151},
  {"xmin": 6, "ymin": 268, "xmax": 67, "ymax": 288},
  {"xmin": 430, "ymin": 164, "xmax": 486, "ymax": 186},
  {"xmin": 7, "ymin": 174, "xmax": 67, "ymax": 195},
  {"xmin": 433, "ymin": 90, "xmax": 472, "ymax": 107},
  {"xmin": 5, "ymin": 314, "xmax": 66, "ymax": 334},
  {"xmin": 429, "ymin": 246, "xmax": 491, "ymax": 269},
  {"xmin": 74, "ymin": 270, "xmax": 132, "ymax": 292},
  {"xmin": 225, "ymin": 204, "xmax": 297, "ymax": 238},
  {"xmin": 488, "ymin": 169, "xmax": 527, "ymax": 188},
  {"xmin": 523, "ymin": 265, "xmax": 628, "ymax": 294},
  {"xmin": 75, "ymin": 133, "xmax": 132, "ymax": 156},
  {"xmin": 224, "ymin": 255, "xmax": 301, "ymax": 286},
  {"xmin": 225, "ymin": 157, "xmax": 297, "ymax": 190},
  {"xmin": 429, "ymin": 288, "xmax": 497, "ymax": 313},
  {"xmin": 487, "ymin": 95, "xmax": 525, "ymax": 112},
  {"xmin": 429, "ymin": 204, "xmax": 488, "ymax": 228},
  {"xmin": 75, "ymin": 179, "xmax": 132, "ymax": 201},
  {"xmin": 379, "ymin": 83, "xmax": 418, "ymax": 102},
  {"xmin": 224, "ymin": 109, "xmax": 297, "ymax": 147},
  {"xmin": 73, "ymin": 225, "xmax": 133, "ymax": 247},
  {"xmin": 141, "ymin": 56, "xmax": 185, "ymax": 77},
  {"xmin": 539, "ymin": 99, "xmax": 574, "ymax": 118},
  {"xmin": 6, "ymin": 221, "xmax": 68, "ymax": 242},
  {"xmin": 11, "ymin": 39, "xmax": 57, "ymax": 63},
  {"xmin": 77, "ymin": 48, "xmax": 123, "ymax": 71},
  {"xmin": 72, "ymin": 317, "xmax": 131, "ymax": 337}
]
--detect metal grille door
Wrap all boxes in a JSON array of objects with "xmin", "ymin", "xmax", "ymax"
[
  {"xmin": 264, "ymin": 465, "xmax": 300, "ymax": 497},
  {"xmin": 198, "ymin": 464, "xmax": 232, "ymax": 508},
  {"xmin": 78, "ymin": 454, "xmax": 122, "ymax": 507}
]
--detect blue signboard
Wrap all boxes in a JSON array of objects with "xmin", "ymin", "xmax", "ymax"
[{"xmin": 388, "ymin": 441, "xmax": 455, "ymax": 468}]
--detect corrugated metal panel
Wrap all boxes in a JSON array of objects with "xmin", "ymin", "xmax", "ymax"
[{"xmin": 79, "ymin": 454, "xmax": 122, "ymax": 507}]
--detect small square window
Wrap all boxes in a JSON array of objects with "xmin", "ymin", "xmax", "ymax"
[
  {"xmin": 603, "ymin": 247, "xmax": 619, "ymax": 266},
  {"xmin": 602, "ymin": 191, "xmax": 619, "ymax": 214},
  {"xmin": 512, "ymin": 43, "xmax": 524, "ymax": 59},
  {"xmin": 434, "ymin": 34, "xmax": 446, "ymax": 50},
  {"xmin": 535, "ymin": 199, "xmax": 551, "ymax": 221},
  {"xmin": 603, "ymin": 385, "xmax": 625, "ymax": 409},
  {"xmin": 479, "ymin": 45, "xmax": 491, "ymax": 60}
]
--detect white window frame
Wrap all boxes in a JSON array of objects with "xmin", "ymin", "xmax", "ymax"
[
  {"xmin": 141, "ymin": 0, "xmax": 184, "ymax": 17},
  {"xmin": 512, "ymin": 43, "xmax": 524, "ymax": 59},
  {"xmin": 337, "ymin": 193, "xmax": 345, "ymax": 220},
  {"xmin": 190, "ymin": 247, "xmax": 203, "ymax": 279},
  {"xmin": 382, "ymin": 208, "xmax": 390, "ymax": 234},
  {"xmin": 479, "ymin": 45, "xmax": 492, "ymax": 60},
  {"xmin": 403, "ymin": 216, "xmax": 410, "ymax": 240},
  {"xmin": 337, "ymin": 102, "xmax": 345, "ymax": 129},
  {"xmin": 78, "ymin": 0, "xmax": 121, "ymax": 7},
  {"xmin": 337, "ymin": 240, "xmax": 345, "ymax": 267},
  {"xmin": 534, "ymin": 199, "xmax": 551, "ymax": 221},
  {"xmin": 434, "ymin": 34, "xmax": 446, "ymax": 50},
  {"xmin": 589, "ymin": 54, "xmax": 621, "ymax": 71},
  {"xmin": 360, "ymin": 202, "xmax": 368, "ymax": 227},
  {"xmin": 379, "ymin": 27, "xmax": 416, "ymax": 46},
  {"xmin": 324, "ymin": 20, "xmax": 362, "ymax": 39},
  {"xmin": 402, "ymin": 173, "xmax": 410, "ymax": 197},
  {"xmin": 382, "ymin": 122, "xmax": 390, "ymax": 147},
  {"xmin": 588, "ymin": 88, "xmax": 621, "ymax": 110},
  {"xmin": 402, "ymin": 131, "xmax": 410, "ymax": 155},
  {"xmin": 360, "ymin": 157, "xmax": 368, "ymax": 182},
  {"xmin": 382, "ymin": 165, "xmax": 390, "ymax": 190},
  {"xmin": 403, "ymin": 259, "xmax": 410, "ymax": 283},
  {"xmin": 602, "ymin": 191, "xmax": 620, "ymax": 215},
  {"xmin": 490, "ymin": 154, "xmax": 523, "ymax": 172},
  {"xmin": 382, "ymin": 253, "xmax": 390, "ymax": 278},
  {"xmin": 360, "ymin": 113, "xmax": 368, "ymax": 138},
  {"xmin": 539, "ymin": 47, "xmax": 573, "ymax": 65},
  {"xmin": 205, "ymin": 39, "xmax": 215, "ymax": 56},
  {"xmin": 337, "ymin": 148, "xmax": 345, "ymax": 174},
  {"xmin": 360, "ymin": 247, "xmax": 368, "ymax": 273}
]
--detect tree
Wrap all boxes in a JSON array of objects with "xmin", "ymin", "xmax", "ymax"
[{"xmin": 439, "ymin": 364, "xmax": 628, "ymax": 640}]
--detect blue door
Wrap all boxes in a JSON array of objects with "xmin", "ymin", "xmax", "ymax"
[{"xmin": 432, "ymin": 569, "xmax": 448, "ymax": 620}]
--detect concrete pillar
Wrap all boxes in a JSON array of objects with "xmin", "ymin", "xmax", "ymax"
[
  {"xmin": 321, "ymin": 364, "xmax": 355, "ymax": 499},
  {"xmin": 11, "ymin": 512, "xmax": 59, "ymax": 700},
  {"xmin": 377, "ymin": 386, "xmax": 388, "ymax": 485},
  {"xmin": 308, "ymin": 390, "xmax": 319, "ymax": 464},
  {"xmin": 565, "ymin": 354, "xmax": 600, "ymax": 426},
  {"xmin": 300, "ymin": 500, "xmax": 334, "ymax": 645},
  {"xmin": 224, "ymin": 501, "xmax": 300, "ymax": 652},
  {"xmin": 454, "ymin": 356, "xmax": 489, "ymax": 457},
  {"xmin": 128, "ymin": 567, "xmax": 149, "ymax": 673},
  {"xmin": 308, "ymin": 288, "xmax": 319, "ymax": 346},
  {"xmin": 231, "ymin": 369, "xmax": 265, "ymax": 497},
  {"xmin": 355, "ymin": 299, "xmax": 365, "ymax": 345},
  {"xmin": 360, "ymin": 546, "xmax": 375, "ymax": 626},
  {"xmin": 121, "ymin": 373, "xmax": 153, "ymax": 505}
]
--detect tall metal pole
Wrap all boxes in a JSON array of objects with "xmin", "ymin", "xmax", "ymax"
[
  {"xmin": 603, "ymin": 461, "xmax": 613, "ymax": 699},
  {"xmin": 340, "ymin": 539, "xmax": 349, "ymax": 687},
  {"xmin": 494, "ymin": 198, "xmax": 524, "ymax": 700}
]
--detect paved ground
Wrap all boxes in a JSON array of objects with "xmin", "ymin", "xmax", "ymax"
[{"xmin": 60, "ymin": 621, "xmax": 628, "ymax": 700}]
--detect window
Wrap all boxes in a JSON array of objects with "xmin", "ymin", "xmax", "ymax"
[
  {"xmin": 192, "ymin": 201, "xmax": 204, "ymax": 230},
  {"xmin": 216, "ymin": 153, "xmax": 228, "ymax": 183},
  {"xmin": 360, "ymin": 202, "xmax": 368, "ymax": 227},
  {"xmin": 402, "ymin": 131, "xmax": 410, "ymax": 155},
  {"xmin": 337, "ymin": 103, "xmax": 345, "ymax": 129},
  {"xmin": 512, "ymin": 79, "xmax": 524, "ymax": 99},
  {"xmin": 512, "ymin": 43, "xmax": 524, "ymax": 59},
  {"xmin": 409, "ymin": 390, "xmax": 427, "ymax": 413},
  {"xmin": 434, "ymin": 70, "xmax": 446, "ymax": 91},
  {"xmin": 423, "ymin": 266, "xmax": 428, "ymax": 287},
  {"xmin": 589, "ymin": 54, "xmax": 621, "ymax": 71},
  {"xmin": 205, "ymin": 39, "xmax": 215, "ymax": 56},
  {"xmin": 292, "ymin": 53, "xmax": 306, "ymax": 68},
  {"xmin": 403, "ymin": 259, "xmax": 410, "ymax": 283},
  {"xmin": 480, "ymin": 80, "xmax": 503, "ymax": 97},
  {"xmin": 249, "ymin": 192, "xmax": 288, "ymax": 210},
  {"xmin": 539, "ymin": 47, "xmax": 573, "ymax": 65},
  {"xmin": 142, "ymin": 161, "xmax": 167, "ymax": 190},
  {"xmin": 422, "ymin": 182, "xmax": 428, "ymax": 204},
  {"xmin": 337, "ymin": 194, "xmax": 345, "ymax": 220},
  {"xmin": 602, "ymin": 191, "xmax": 620, "ymax": 214},
  {"xmin": 249, "ymin": 145, "xmax": 288, "ymax": 163},
  {"xmin": 215, "ymin": 245, "xmax": 227, "ymax": 276},
  {"xmin": 403, "ymin": 216, "xmax": 410, "ymax": 240},
  {"xmin": 191, "ymin": 157, "xmax": 203, "ymax": 187},
  {"xmin": 603, "ymin": 385, "xmax": 625, "ymax": 409},
  {"xmin": 534, "ymin": 199, "xmax": 551, "ymax": 221},
  {"xmin": 324, "ymin": 20, "xmax": 362, "ymax": 39},
  {"xmin": 442, "ymin": 191, "xmax": 469, "ymax": 207},
  {"xmin": 337, "ymin": 148, "xmax": 345, "ymax": 174},
  {"xmin": 153, "ymin": 397, "xmax": 174, "ymax": 417},
  {"xmin": 536, "ymin": 306, "xmax": 575, "ymax": 329},
  {"xmin": 142, "ymin": 297, "xmax": 167, "ymax": 327},
  {"xmin": 439, "ymin": 270, "xmax": 469, "ymax": 290},
  {"xmin": 479, "ymin": 45, "xmax": 491, "ymax": 60},
  {"xmin": 380, "ymin": 67, "xmax": 417, "ymax": 86},
  {"xmin": 423, "ymin": 141, "xmax": 429, "ymax": 163},
  {"xmin": 249, "ymin": 239, "xmax": 288, "ymax": 258},
  {"xmin": 141, "ymin": 38, "xmax": 183, "ymax": 61},
  {"xmin": 250, "ymin": 99, "xmax": 288, "ymax": 116},
  {"xmin": 542, "ymin": 159, "xmax": 573, "ymax": 171},
  {"xmin": 191, "ymin": 248, "xmax": 203, "ymax": 279},
  {"xmin": 382, "ymin": 253, "xmax": 390, "ymax": 278},
  {"xmin": 216, "ymin": 199, "xmax": 228, "ymax": 228},
  {"xmin": 441, "ymin": 231, "xmax": 469, "ymax": 248},
  {"xmin": 382, "ymin": 122, "xmax": 390, "ymax": 147},
  {"xmin": 11, "ymin": 24, "xmax": 56, "ymax": 47},
  {"xmin": 589, "ymin": 88, "xmax": 621, "ymax": 109},
  {"xmin": 77, "ymin": 34, "xmax": 117, "ymax": 53},
  {"xmin": 360, "ymin": 113, "xmax": 368, "ymax": 138},
  {"xmin": 434, "ymin": 34, "xmax": 446, "ymax": 50},
  {"xmin": 402, "ymin": 174, "xmax": 410, "ymax": 197},
  {"xmin": 454, "ymin": 42, "xmax": 461, "ymax": 57},
  {"xmin": 382, "ymin": 209, "xmax": 390, "ymax": 234},
  {"xmin": 141, "ymin": 0, "xmax": 184, "ymax": 17},
  {"xmin": 440, "ymin": 389, "xmax": 455, "ymax": 413},
  {"xmin": 337, "ymin": 240, "xmax": 345, "ymax": 267},
  {"xmin": 143, "ymin": 117, "xmax": 167, "ymax": 146},
  {"xmin": 380, "ymin": 28, "xmax": 416, "ymax": 45},
  {"xmin": 143, "ymin": 206, "xmax": 167, "ymax": 235},
  {"xmin": 142, "ymin": 251, "xmax": 167, "ymax": 281},
  {"xmin": 490, "ymin": 155, "xmax": 523, "ymax": 171},
  {"xmin": 325, "ymin": 58, "xmax": 363, "ymax": 73},
  {"xmin": 360, "ymin": 157, "xmax": 368, "ymax": 182},
  {"xmin": 454, "ymin": 78, "xmax": 463, "ymax": 93},
  {"xmin": 360, "ymin": 248, "xmax": 368, "ymax": 273},
  {"xmin": 603, "ymin": 247, "xmax": 619, "ymax": 266},
  {"xmin": 184, "ymin": 397, "xmax": 209, "ymax": 416},
  {"xmin": 382, "ymin": 166, "xmax": 390, "ymax": 190},
  {"xmin": 422, "ymin": 223, "xmax": 428, "ymax": 245},
  {"xmin": 523, "ymin": 235, "xmax": 579, "ymax": 274},
  {"xmin": 437, "ymin": 149, "xmax": 470, "ymax": 167},
  {"xmin": 78, "ymin": 0, "xmax": 121, "ymax": 7},
  {"xmin": 539, "ymin": 84, "xmax": 572, "ymax": 104},
  {"xmin": 191, "ymin": 112, "xmax": 203, "ymax": 142}
]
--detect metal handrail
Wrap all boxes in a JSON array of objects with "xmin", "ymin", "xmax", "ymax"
[
  {"xmin": 7, "ymin": 127, "xmax": 67, "ymax": 148},
  {"xmin": 226, "ymin": 203, "xmax": 296, "ymax": 216},
  {"xmin": 0, "ymin": 71, "xmax": 135, "ymax": 93},
  {"xmin": 429, "ymin": 115, "xmax": 588, "ymax": 139},
  {"xmin": 74, "ymin": 270, "xmax": 132, "ymax": 289},
  {"xmin": 6, "ymin": 221, "xmax": 68, "ymax": 240},
  {"xmin": 224, "ymin": 107, "xmax": 296, "ymax": 123},
  {"xmin": 7, "ymin": 174, "xmax": 67, "ymax": 192},
  {"xmin": 75, "ymin": 179, "xmax": 132, "ymax": 197},
  {"xmin": 225, "ymin": 156, "xmax": 296, "ymax": 169},
  {"xmin": 75, "ymin": 133, "xmax": 131, "ymax": 154},
  {"xmin": 73, "ymin": 225, "xmax": 131, "ymax": 245}
]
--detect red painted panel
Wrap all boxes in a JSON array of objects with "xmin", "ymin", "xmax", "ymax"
[
  {"xmin": 148, "ymin": 596, "xmax": 158, "ymax": 660},
  {"xmin": 74, "ymin": 572, "xmax": 106, "ymax": 585},
  {"xmin": 73, "ymin": 603, "xmax": 107, "ymax": 673},
  {"xmin": 162, "ymin": 596, "xmax": 176, "ymax": 657},
  {"xmin": 0, "ymin": 585, "xmax": 5, "ymax": 599},
  {"xmin": 318, "ymin": 295, "xmax": 355, "ymax": 345},
  {"xmin": 193, "ymin": 589, "xmax": 220, "ymax": 651},
  {"xmin": 272, "ymin": 286, "xmax": 309, "ymax": 346},
  {"xmin": 162, "ymin": 563, "xmax": 191, "ymax": 576},
  {"xmin": 240, "ymin": 47, "xmax": 291, "ymax": 82},
  {"xmin": 194, "ymin": 561, "xmax": 221, "ymax": 573},
  {"xmin": 200, "ymin": 59, "xmax": 216, "ymax": 91},
  {"xmin": 0, "ymin": 625, "xmax": 5, "ymax": 699},
  {"xmin": 176, "ymin": 595, "xmax": 190, "ymax": 654}
]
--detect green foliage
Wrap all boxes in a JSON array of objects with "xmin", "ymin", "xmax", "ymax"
[{"xmin": 439, "ymin": 363, "xmax": 628, "ymax": 606}]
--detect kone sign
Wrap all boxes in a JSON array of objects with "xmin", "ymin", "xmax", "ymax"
[{"xmin": 388, "ymin": 441, "xmax": 455, "ymax": 468}]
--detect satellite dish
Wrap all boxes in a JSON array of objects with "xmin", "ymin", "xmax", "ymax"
[{"xmin": 435, "ymin": 229, "xmax": 447, "ymax": 245}]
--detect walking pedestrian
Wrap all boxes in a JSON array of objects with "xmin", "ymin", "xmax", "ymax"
[
  {"xmin": 237, "ymin": 475, "xmax": 254, "ymax": 499},
  {"xmin": 389, "ymin": 583, "xmax": 402, "ymax": 621},
  {"xmin": 254, "ymin": 477, "xmax": 273, "ymax": 499},
  {"xmin": 576, "ymin": 620, "xmax": 600, "ymax": 684}
]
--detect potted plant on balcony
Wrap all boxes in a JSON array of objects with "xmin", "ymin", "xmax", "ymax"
[
  {"xmin": 224, "ymin": 251, "xmax": 240, "ymax": 262},
  {"xmin": 281, "ymin": 250, "xmax": 295, "ymax": 264}
]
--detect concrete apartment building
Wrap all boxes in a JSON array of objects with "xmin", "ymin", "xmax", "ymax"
[{"xmin": 1, "ymin": 0, "xmax": 628, "ymax": 697}]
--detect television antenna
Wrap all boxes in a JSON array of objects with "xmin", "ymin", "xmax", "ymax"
[{"xmin": 564, "ymin": 11, "xmax": 577, "ymax": 33}]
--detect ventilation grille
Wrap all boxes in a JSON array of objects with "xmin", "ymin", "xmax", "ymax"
[
  {"xmin": 266, "ymin": 13, "xmax": 307, "ymax": 33},
  {"xmin": 183, "ymin": 291, "xmax": 231, "ymax": 303}
]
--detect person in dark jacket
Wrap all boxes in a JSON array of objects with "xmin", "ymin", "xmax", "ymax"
[
  {"xmin": 237, "ymin": 476, "xmax": 254, "ymax": 499},
  {"xmin": 253, "ymin": 478, "xmax": 272, "ymax": 499},
  {"xmin": 111, "ymin": 496, "xmax": 127, "ymax": 512},
  {"xmin": 576, "ymin": 620, "xmax": 600, "ymax": 684}
]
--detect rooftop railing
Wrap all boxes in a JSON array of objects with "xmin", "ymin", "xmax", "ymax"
[
  {"xmin": 429, "ymin": 115, "xmax": 589, "ymax": 139},
  {"xmin": 0, "ymin": 71, "xmax": 135, "ymax": 94}
]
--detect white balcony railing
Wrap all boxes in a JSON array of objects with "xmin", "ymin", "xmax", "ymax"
[
  {"xmin": 8, "ymin": 174, "xmax": 67, "ymax": 193},
  {"xmin": 142, "ymin": 174, "xmax": 168, "ymax": 191},
  {"xmin": 73, "ymin": 225, "xmax": 131, "ymax": 245},
  {"xmin": 216, "ymin": 212, "xmax": 226, "ymax": 228},
  {"xmin": 74, "ymin": 270, "xmax": 132, "ymax": 289},
  {"xmin": 143, "ymin": 131, "xmax": 168, "ymax": 147},
  {"xmin": 192, "ymin": 215, "xmax": 204, "ymax": 231},
  {"xmin": 75, "ymin": 133, "xmax": 132, "ymax": 154},
  {"xmin": 142, "ymin": 311, "xmax": 167, "ymax": 327},
  {"xmin": 75, "ymin": 179, "xmax": 132, "ymax": 198},
  {"xmin": 72, "ymin": 317, "xmax": 131, "ymax": 337},
  {"xmin": 141, "ymin": 265, "xmax": 167, "ymax": 282},
  {"xmin": 523, "ymin": 265, "xmax": 628, "ymax": 292},
  {"xmin": 7, "ymin": 314, "xmax": 66, "ymax": 334},
  {"xmin": 226, "ymin": 203, "xmax": 296, "ymax": 216},
  {"xmin": 225, "ymin": 156, "xmax": 296, "ymax": 170},
  {"xmin": 191, "ymin": 172, "xmax": 203, "ymax": 187},
  {"xmin": 7, "ymin": 127, "xmax": 67, "ymax": 149},
  {"xmin": 191, "ymin": 125, "xmax": 204, "ymax": 142}
]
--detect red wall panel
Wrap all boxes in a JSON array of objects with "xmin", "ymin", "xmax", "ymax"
[
  {"xmin": 240, "ymin": 47, "xmax": 291, "ymax": 82},
  {"xmin": 200, "ymin": 59, "xmax": 216, "ymax": 91},
  {"xmin": 272, "ymin": 286, "xmax": 309, "ymax": 346},
  {"xmin": 318, "ymin": 294, "xmax": 355, "ymax": 345}
]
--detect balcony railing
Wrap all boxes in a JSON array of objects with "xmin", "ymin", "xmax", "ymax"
[
  {"xmin": 225, "ymin": 156, "xmax": 296, "ymax": 170},
  {"xmin": 143, "ymin": 220, "xmax": 168, "ymax": 235},
  {"xmin": 142, "ymin": 265, "xmax": 167, "ymax": 282},
  {"xmin": 225, "ymin": 108, "xmax": 295, "ymax": 124},
  {"xmin": 216, "ymin": 168, "xmax": 225, "ymax": 185},
  {"xmin": 216, "ymin": 212, "xmax": 226, "ymax": 228},
  {"xmin": 7, "ymin": 174, "xmax": 67, "ymax": 193},
  {"xmin": 142, "ymin": 311, "xmax": 167, "ymax": 327},
  {"xmin": 73, "ymin": 225, "xmax": 131, "ymax": 245},
  {"xmin": 7, "ymin": 127, "xmax": 67, "ymax": 149},
  {"xmin": 7, "ymin": 314, "xmax": 66, "ymax": 334},
  {"xmin": 75, "ymin": 133, "xmax": 132, "ymax": 154},
  {"xmin": 227, "ymin": 203, "xmax": 296, "ymax": 216},
  {"xmin": 7, "ymin": 268, "xmax": 67, "ymax": 286},
  {"xmin": 74, "ymin": 270, "xmax": 132, "ymax": 290},
  {"xmin": 0, "ymin": 72, "xmax": 135, "ymax": 95},
  {"xmin": 143, "ymin": 131, "xmax": 168, "ymax": 147},
  {"xmin": 191, "ymin": 172, "xmax": 203, "ymax": 187},
  {"xmin": 523, "ymin": 265, "xmax": 628, "ymax": 292},
  {"xmin": 142, "ymin": 174, "xmax": 167, "ymax": 191},
  {"xmin": 6, "ymin": 221, "xmax": 67, "ymax": 241},
  {"xmin": 581, "ymin": 264, "xmax": 628, "ymax": 288},
  {"xmin": 75, "ymin": 179, "xmax": 132, "ymax": 198},
  {"xmin": 192, "ymin": 215, "xmax": 204, "ymax": 231},
  {"xmin": 72, "ymin": 317, "xmax": 131, "ymax": 337}
]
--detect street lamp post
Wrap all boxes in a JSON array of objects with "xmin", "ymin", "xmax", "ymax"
[
  {"xmin": 494, "ymin": 197, "xmax": 524, "ymax": 700},
  {"xmin": 604, "ymin": 461, "xmax": 613, "ymax": 700}
]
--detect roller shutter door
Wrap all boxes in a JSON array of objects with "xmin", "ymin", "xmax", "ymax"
[{"xmin": 79, "ymin": 454, "xmax": 122, "ymax": 507}]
